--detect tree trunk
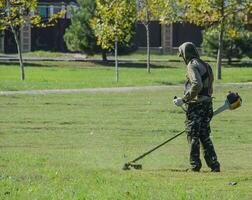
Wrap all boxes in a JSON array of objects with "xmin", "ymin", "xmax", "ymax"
[
  {"xmin": 115, "ymin": 40, "xmax": 118, "ymax": 82},
  {"xmin": 216, "ymin": 24, "xmax": 223, "ymax": 80},
  {"xmin": 227, "ymin": 57, "xmax": 232, "ymax": 65},
  {"xmin": 102, "ymin": 50, "xmax": 107, "ymax": 61},
  {"xmin": 227, "ymin": 41, "xmax": 233, "ymax": 65},
  {"xmin": 6, "ymin": 0, "xmax": 25, "ymax": 80},
  {"xmin": 11, "ymin": 25, "xmax": 25, "ymax": 81},
  {"xmin": 145, "ymin": 24, "xmax": 151, "ymax": 73},
  {"xmin": 216, "ymin": 0, "xmax": 225, "ymax": 80}
]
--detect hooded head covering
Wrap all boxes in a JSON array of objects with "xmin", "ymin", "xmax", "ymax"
[{"xmin": 178, "ymin": 42, "xmax": 200, "ymax": 64}]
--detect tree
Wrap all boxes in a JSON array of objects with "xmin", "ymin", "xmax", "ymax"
[
  {"xmin": 158, "ymin": 0, "xmax": 186, "ymax": 23},
  {"xmin": 182, "ymin": 0, "xmax": 252, "ymax": 79},
  {"xmin": 136, "ymin": 0, "xmax": 162, "ymax": 73},
  {"xmin": 0, "ymin": 0, "xmax": 64, "ymax": 80},
  {"xmin": 64, "ymin": 0, "xmax": 107, "ymax": 61},
  {"xmin": 91, "ymin": 0, "xmax": 136, "ymax": 82},
  {"xmin": 203, "ymin": 17, "xmax": 252, "ymax": 64}
]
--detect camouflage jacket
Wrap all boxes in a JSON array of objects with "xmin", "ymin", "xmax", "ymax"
[{"xmin": 178, "ymin": 42, "xmax": 213, "ymax": 103}]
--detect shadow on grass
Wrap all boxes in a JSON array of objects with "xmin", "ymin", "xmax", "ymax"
[
  {"xmin": 155, "ymin": 80, "xmax": 184, "ymax": 85},
  {"xmin": 148, "ymin": 168, "xmax": 213, "ymax": 173},
  {"xmin": 95, "ymin": 61, "xmax": 179, "ymax": 69},
  {"xmin": 224, "ymin": 62, "xmax": 252, "ymax": 68},
  {"xmin": 0, "ymin": 60, "xmax": 179, "ymax": 69},
  {"xmin": 5, "ymin": 60, "xmax": 252, "ymax": 69},
  {"xmin": 0, "ymin": 61, "xmax": 53, "ymax": 68},
  {"xmin": 155, "ymin": 81, "xmax": 174, "ymax": 85}
]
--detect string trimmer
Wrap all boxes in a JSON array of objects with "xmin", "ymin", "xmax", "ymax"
[{"xmin": 122, "ymin": 91, "xmax": 242, "ymax": 170}]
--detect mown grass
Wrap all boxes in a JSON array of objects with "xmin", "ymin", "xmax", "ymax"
[
  {"xmin": 0, "ymin": 60, "xmax": 252, "ymax": 91},
  {"xmin": 1, "ymin": 50, "xmax": 251, "ymax": 62},
  {"xmin": 0, "ymin": 86, "xmax": 252, "ymax": 199},
  {"xmin": 1, "ymin": 51, "xmax": 208, "ymax": 60}
]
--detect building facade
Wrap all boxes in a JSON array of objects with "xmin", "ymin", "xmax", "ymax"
[{"xmin": 135, "ymin": 21, "xmax": 203, "ymax": 54}]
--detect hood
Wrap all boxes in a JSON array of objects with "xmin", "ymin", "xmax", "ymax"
[{"xmin": 178, "ymin": 42, "xmax": 200, "ymax": 64}]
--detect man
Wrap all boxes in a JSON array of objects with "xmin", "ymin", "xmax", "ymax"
[{"xmin": 173, "ymin": 42, "xmax": 220, "ymax": 172}]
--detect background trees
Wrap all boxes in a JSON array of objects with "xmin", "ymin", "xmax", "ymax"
[
  {"xmin": 0, "ymin": 0, "xmax": 38, "ymax": 80},
  {"xmin": 0, "ymin": 0, "xmax": 64, "ymax": 80},
  {"xmin": 136, "ymin": 0, "xmax": 162, "ymax": 73},
  {"xmin": 91, "ymin": 0, "xmax": 136, "ymax": 82},
  {"xmin": 2, "ymin": 0, "xmax": 251, "ymax": 81},
  {"xmin": 64, "ymin": 0, "xmax": 251, "ymax": 81},
  {"xmin": 64, "ymin": 0, "xmax": 108, "ymax": 61},
  {"xmin": 182, "ymin": 0, "xmax": 252, "ymax": 79},
  {"xmin": 203, "ymin": 28, "xmax": 252, "ymax": 64}
]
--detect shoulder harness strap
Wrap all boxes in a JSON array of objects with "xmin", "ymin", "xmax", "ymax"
[{"xmin": 192, "ymin": 58, "xmax": 213, "ymax": 97}]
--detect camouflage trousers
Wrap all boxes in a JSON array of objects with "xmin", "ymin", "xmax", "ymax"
[{"xmin": 185, "ymin": 101, "xmax": 220, "ymax": 171}]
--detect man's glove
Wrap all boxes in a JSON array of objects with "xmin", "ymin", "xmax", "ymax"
[{"xmin": 173, "ymin": 97, "xmax": 184, "ymax": 106}]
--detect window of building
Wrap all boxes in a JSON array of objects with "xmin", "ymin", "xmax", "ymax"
[
  {"xmin": 38, "ymin": 5, "xmax": 49, "ymax": 18},
  {"xmin": 38, "ymin": 4, "xmax": 66, "ymax": 19}
]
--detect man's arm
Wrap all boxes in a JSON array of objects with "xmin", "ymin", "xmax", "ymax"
[{"xmin": 182, "ymin": 64, "xmax": 203, "ymax": 103}]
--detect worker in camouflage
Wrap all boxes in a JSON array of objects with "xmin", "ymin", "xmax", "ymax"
[{"xmin": 173, "ymin": 42, "xmax": 220, "ymax": 172}]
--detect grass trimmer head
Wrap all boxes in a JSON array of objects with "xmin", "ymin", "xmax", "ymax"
[
  {"xmin": 122, "ymin": 130, "xmax": 185, "ymax": 171},
  {"xmin": 122, "ymin": 162, "xmax": 142, "ymax": 170}
]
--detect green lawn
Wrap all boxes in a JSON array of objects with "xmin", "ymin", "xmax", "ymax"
[
  {"xmin": 0, "ymin": 86, "xmax": 252, "ymax": 199},
  {"xmin": 0, "ymin": 60, "xmax": 252, "ymax": 91},
  {"xmin": 1, "ymin": 51, "xmax": 210, "ymax": 60},
  {"xmin": 1, "ymin": 50, "xmax": 251, "ymax": 62}
]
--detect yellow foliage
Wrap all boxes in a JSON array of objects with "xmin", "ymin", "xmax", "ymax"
[
  {"xmin": 91, "ymin": 0, "xmax": 136, "ymax": 50},
  {"xmin": 227, "ymin": 29, "xmax": 240, "ymax": 39},
  {"xmin": 0, "ymin": 0, "xmax": 65, "ymax": 30}
]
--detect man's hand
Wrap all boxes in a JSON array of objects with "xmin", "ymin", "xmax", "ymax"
[{"xmin": 173, "ymin": 97, "xmax": 184, "ymax": 106}]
